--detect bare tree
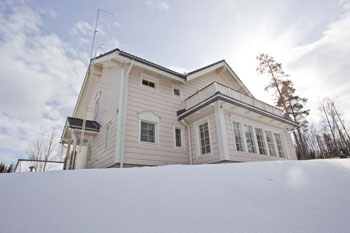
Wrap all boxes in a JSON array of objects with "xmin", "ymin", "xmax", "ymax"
[
  {"xmin": 0, "ymin": 163, "xmax": 13, "ymax": 173},
  {"xmin": 318, "ymin": 98, "xmax": 350, "ymax": 157},
  {"xmin": 26, "ymin": 128, "xmax": 60, "ymax": 171}
]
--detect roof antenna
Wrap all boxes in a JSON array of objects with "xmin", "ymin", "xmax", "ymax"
[{"xmin": 89, "ymin": 9, "xmax": 114, "ymax": 59}]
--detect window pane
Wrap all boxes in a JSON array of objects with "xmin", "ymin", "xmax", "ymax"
[
  {"xmin": 244, "ymin": 125, "xmax": 256, "ymax": 153},
  {"xmin": 265, "ymin": 131, "xmax": 277, "ymax": 156},
  {"xmin": 140, "ymin": 121, "xmax": 156, "ymax": 143},
  {"xmin": 255, "ymin": 128, "xmax": 267, "ymax": 155},
  {"xmin": 94, "ymin": 99, "xmax": 99, "ymax": 119},
  {"xmin": 198, "ymin": 122, "xmax": 211, "ymax": 155},
  {"xmin": 174, "ymin": 88, "xmax": 180, "ymax": 96},
  {"xmin": 175, "ymin": 128, "xmax": 182, "ymax": 147},
  {"xmin": 274, "ymin": 133, "xmax": 285, "ymax": 158},
  {"xmin": 104, "ymin": 124, "xmax": 110, "ymax": 149},
  {"xmin": 232, "ymin": 121, "xmax": 244, "ymax": 152},
  {"xmin": 142, "ymin": 79, "xmax": 156, "ymax": 88}
]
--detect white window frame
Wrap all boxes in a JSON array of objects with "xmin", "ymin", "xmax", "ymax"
[
  {"xmin": 138, "ymin": 111, "xmax": 160, "ymax": 146},
  {"xmin": 243, "ymin": 124, "xmax": 257, "ymax": 154},
  {"xmin": 140, "ymin": 74, "xmax": 159, "ymax": 91},
  {"xmin": 104, "ymin": 121, "xmax": 111, "ymax": 149},
  {"xmin": 265, "ymin": 130, "xmax": 278, "ymax": 157},
  {"xmin": 194, "ymin": 117, "xmax": 212, "ymax": 157},
  {"xmin": 172, "ymin": 85, "xmax": 182, "ymax": 98},
  {"xmin": 174, "ymin": 125, "xmax": 185, "ymax": 149},
  {"xmin": 274, "ymin": 132, "xmax": 286, "ymax": 158},
  {"xmin": 255, "ymin": 127, "xmax": 267, "ymax": 155},
  {"xmin": 231, "ymin": 120, "xmax": 245, "ymax": 152},
  {"xmin": 86, "ymin": 144, "xmax": 93, "ymax": 168},
  {"xmin": 94, "ymin": 92, "xmax": 101, "ymax": 120},
  {"xmin": 230, "ymin": 115, "xmax": 287, "ymax": 158}
]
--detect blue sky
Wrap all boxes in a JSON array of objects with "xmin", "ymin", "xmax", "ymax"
[{"xmin": 1, "ymin": 0, "xmax": 350, "ymax": 164}]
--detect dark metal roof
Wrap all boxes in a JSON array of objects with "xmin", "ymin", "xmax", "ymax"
[
  {"xmin": 186, "ymin": 60, "xmax": 225, "ymax": 76},
  {"xmin": 118, "ymin": 50, "xmax": 186, "ymax": 79},
  {"xmin": 67, "ymin": 117, "xmax": 100, "ymax": 131},
  {"xmin": 91, "ymin": 48, "xmax": 232, "ymax": 81}
]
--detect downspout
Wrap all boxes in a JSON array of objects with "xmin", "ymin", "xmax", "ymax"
[
  {"xmin": 181, "ymin": 119, "xmax": 192, "ymax": 165},
  {"xmin": 120, "ymin": 60, "xmax": 134, "ymax": 168}
]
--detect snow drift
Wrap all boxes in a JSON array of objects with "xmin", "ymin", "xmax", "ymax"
[{"xmin": 1, "ymin": 159, "xmax": 350, "ymax": 233}]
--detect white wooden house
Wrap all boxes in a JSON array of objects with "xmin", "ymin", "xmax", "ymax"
[{"xmin": 61, "ymin": 49, "xmax": 298, "ymax": 169}]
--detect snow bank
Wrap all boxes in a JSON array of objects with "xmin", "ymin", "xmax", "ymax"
[{"xmin": 1, "ymin": 159, "xmax": 350, "ymax": 233}]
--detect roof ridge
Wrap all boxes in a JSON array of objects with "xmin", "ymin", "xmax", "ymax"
[
  {"xmin": 93, "ymin": 48, "xmax": 227, "ymax": 80},
  {"xmin": 186, "ymin": 59, "xmax": 226, "ymax": 76},
  {"xmin": 118, "ymin": 49, "xmax": 185, "ymax": 77}
]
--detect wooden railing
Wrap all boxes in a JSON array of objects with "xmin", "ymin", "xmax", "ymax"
[{"xmin": 185, "ymin": 82, "xmax": 284, "ymax": 117}]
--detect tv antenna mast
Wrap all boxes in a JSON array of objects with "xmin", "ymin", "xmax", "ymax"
[
  {"xmin": 90, "ymin": 9, "xmax": 114, "ymax": 59},
  {"xmin": 79, "ymin": 9, "xmax": 114, "ymax": 154}
]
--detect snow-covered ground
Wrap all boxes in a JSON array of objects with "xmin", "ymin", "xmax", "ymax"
[{"xmin": 1, "ymin": 159, "xmax": 350, "ymax": 233}]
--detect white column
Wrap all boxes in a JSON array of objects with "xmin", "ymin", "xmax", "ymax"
[
  {"xmin": 65, "ymin": 142, "xmax": 71, "ymax": 170},
  {"xmin": 214, "ymin": 102, "xmax": 230, "ymax": 161},
  {"xmin": 71, "ymin": 135, "xmax": 77, "ymax": 170}
]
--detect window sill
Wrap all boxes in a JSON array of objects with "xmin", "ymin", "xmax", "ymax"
[
  {"xmin": 139, "ymin": 141, "xmax": 158, "ymax": 146},
  {"xmin": 234, "ymin": 151, "xmax": 284, "ymax": 158},
  {"xmin": 197, "ymin": 152, "xmax": 213, "ymax": 159}
]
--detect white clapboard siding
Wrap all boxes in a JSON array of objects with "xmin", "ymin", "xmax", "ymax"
[
  {"xmin": 87, "ymin": 64, "xmax": 123, "ymax": 168},
  {"xmin": 83, "ymin": 61, "xmax": 295, "ymax": 168}
]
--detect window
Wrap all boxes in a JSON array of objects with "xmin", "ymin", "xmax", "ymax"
[
  {"xmin": 138, "ymin": 110, "xmax": 160, "ymax": 145},
  {"xmin": 141, "ymin": 75, "xmax": 158, "ymax": 89},
  {"xmin": 175, "ymin": 127, "xmax": 182, "ymax": 147},
  {"xmin": 173, "ymin": 88, "xmax": 180, "ymax": 96},
  {"xmin": 244, "ymin": 125, "xmax": 256, "ymax": 153},
  {"xmin": 85, "ymin": 144, "xmax": 92, "ymax": 168},
  {"xmin": 173, "ymin": 86, "xmax": 181, "ymax": 97},
  {"xmin": 94, "ymin": 98, "xmax": 100, "ymax": 120},
  {"xmin": 104, "ymin": 122, "xmax": 111, "ymax": 149},
  {"xmin": 87, "ymin": 145, "xmax": 92, "ymax": 161},
  {"xmin": 140, "ymin": 121, "xmax": 156, "ymax": 143},
  {"xmin": 232, "ymin": 121, "xmax": 244, "ymax": 152},
  {"xmin": 255, "ymin": 128, "xmax": 267, "ymax": 155},
  {"xmin": 265, "ymin": 130, "xmax": 277, "ymax": 156},
  {"xmin": 142, "ymin": 79, "xmax": 155, "ymax": 88},
  {"xmin": 274, "ymin": 133, "xmax": 286, "ymax": 158},
  {"xmin": 198, "ymin": 121, "xmax": 211, "ymax": 155}
]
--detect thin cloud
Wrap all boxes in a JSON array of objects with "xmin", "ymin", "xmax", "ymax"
[
  {"xmin": 145, "ymin": 0, "xmax": 170, "ymax": 11},
  {"xmin": 69, "ymin": 21, "xmax": 95, "ymax": 37}
]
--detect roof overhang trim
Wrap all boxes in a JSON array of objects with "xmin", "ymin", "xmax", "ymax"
[{"xmin": 178, "ymin": 92, "xmax": 299, "ymax": 128}]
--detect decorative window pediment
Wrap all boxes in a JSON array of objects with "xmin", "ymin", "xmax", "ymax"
[{"xmin": 138, "ymin": 110, "xmax": 160, "ymax": 123}]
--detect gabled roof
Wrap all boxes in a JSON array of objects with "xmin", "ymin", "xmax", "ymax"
[{"xmin": 92, "ymin": 48, "xmax": 253, "ymax": 96}]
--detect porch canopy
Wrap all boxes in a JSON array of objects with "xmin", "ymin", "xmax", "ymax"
[
  {"xmin": 61, "ymin": 117, "xmax": 100, "ymax": 145},
  {"xmin": 178, "ymin": 81, "xmax": 299, "ymax": 130}
]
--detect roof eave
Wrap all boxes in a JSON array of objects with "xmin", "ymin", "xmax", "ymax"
[{"xmin": 178, "ymin": 92, "xmax": 299, "ymax": 128}]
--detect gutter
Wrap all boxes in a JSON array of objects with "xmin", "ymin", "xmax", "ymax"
[
  {"xmin": 181, "ymin": 119, "xmax": 192, "ymax": 165},
  {"xmin": 119, "ymin": 60, "xmax": 134, "ymax": 168}
]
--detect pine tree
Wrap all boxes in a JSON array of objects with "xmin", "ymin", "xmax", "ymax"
[{"xmin": 257, "ymin": 53, "xmax": 310, "ymax": 159}]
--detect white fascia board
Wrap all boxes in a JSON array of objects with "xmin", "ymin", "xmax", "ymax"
[
  {"xmin": 72, "ymin": 69, "xmax": 90, "ymax": 118},
  {"xmin": 93, "ymin": 51, "xmax": 119, "ymax": 64},
  {"xmin": 186, "ymin": 61, "xmax": 254, "ymax": 98},
  {"xmin": 186, "ymin": 62, "xmax": 225, "ymax": 81},
  {"xmin": 112, "ymin": 54, "xmax": 185, "ymax": 83},
  {"xmin": 223, "ymin": 63, "xmax": 254, "ymax": 98}
]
